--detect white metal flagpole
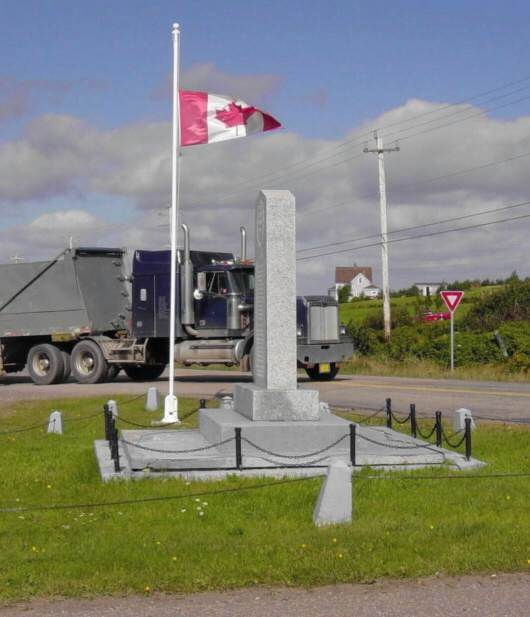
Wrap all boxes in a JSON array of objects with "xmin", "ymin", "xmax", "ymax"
[{"xmin": 162, "ymin": 22, "xmax": 181, "ymax": 423}]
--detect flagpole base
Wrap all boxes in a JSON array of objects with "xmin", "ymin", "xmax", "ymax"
[{"xmin": 154, "ymin": 395, "xmax": 180, "ymax": 425}]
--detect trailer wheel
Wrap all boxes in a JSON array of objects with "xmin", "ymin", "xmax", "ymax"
[
  {"xmin": 71, "ymin": 340, "xmax": 109, "ymax": 384},
  {"xmin": 123, "ymin": 364, "xmax": 165, "ymax": 382},
  {"xmin": 27, "ymin": 344, "xmax": 65, "ymax": 386},
  {"xmin": 305, "ymin": 362, "xmax": 339, "ymax": 381},
  {"xmin": 61, "ymin": 351, "xmax": 71, "ymax": 382},
  {"xmin": 106, "ymin": 365, "xmax": 121, "ymax": 381}
]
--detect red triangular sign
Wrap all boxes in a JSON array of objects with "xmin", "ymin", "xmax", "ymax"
[{"xmin": 440, "ymin": 290, "xmax": 464, "ymax": 312}]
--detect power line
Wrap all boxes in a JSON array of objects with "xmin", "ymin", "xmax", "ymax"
[
  {"xmin": 297, "ymin": 199, "xmax": 530, "ymax": 254},
  {"xmin": 300, "ymin": 147, "xmax": 530, "ymax": 219},
  {"xmin": 296, "ymin": 209, "xmax": 530, "ymax": 261},
  {"xmin": 213, "ymin": 77, "xmax": 530, "ymax": 203}
]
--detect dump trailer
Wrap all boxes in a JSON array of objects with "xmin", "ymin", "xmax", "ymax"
[{"xmin": 0, "ymin": 229, "xmax": 353, "ymax": 385}]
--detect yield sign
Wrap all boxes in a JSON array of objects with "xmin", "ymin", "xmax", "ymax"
[{"xmin": 440, "ymin": 290, "xmax": 464, "ymax": 313}]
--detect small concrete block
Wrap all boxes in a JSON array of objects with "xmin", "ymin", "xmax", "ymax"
[
  {"xmin": 145, "ymin": 387, "xmax": 159, "ymax": 412},
  {"xmin": 47, "ymin": 410, "xmax": 63, "ymax": 435},
  {"xmin": 313, "ymin": 460, "xmax": 353, "ymax": 526},
  {"xmin": 219, "ymin": 395, "xmax": 234, "ymax": 409},
  {"xmin": 234, "ymin": 383, "xmax": 320, "ymax": 421},
  {"xmin": 453, "ymin": 408, "xmax": 476, "ymax": 433},
  {"xmin": 107, "ymin": 400, "xmax": 118, "ymax": 418}
]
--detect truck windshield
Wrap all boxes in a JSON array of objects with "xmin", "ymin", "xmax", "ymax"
[{"xmin": 229, "ymin": 269, "xmax": 255, "ymax": 295}]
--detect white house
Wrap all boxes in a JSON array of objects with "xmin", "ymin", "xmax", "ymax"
[
  {"xmin": 415, "ymin": 282, "xmax": 442, "ymax": 297},
  {"xmin": 335, "ymin": 265, "xmax": 381, "ymax": 300},
  {"xmin": 361, "ymin": 285, "xmax": 381, "ymax": 299}
]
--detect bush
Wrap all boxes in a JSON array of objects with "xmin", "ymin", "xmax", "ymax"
[{"xmin": 462, "ymin": 280, "xmax": 530, "ymax": 330}]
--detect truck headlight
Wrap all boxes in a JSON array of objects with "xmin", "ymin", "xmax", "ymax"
[
  {"xmin": 297, "ymin": 328, "xmax": 303, "ymax": 337},
  {"xmin": 339, "ymin": 325, "xmax": 347, "ymax": 336}
]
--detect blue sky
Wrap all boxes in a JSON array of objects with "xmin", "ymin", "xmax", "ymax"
[
  {"xmin": 3, "ymin": 1, "xmax": 530, "ymax": 136},
  {"xmin": 2, "ymin": 1, "xmax": 530, "ymax": 290}
]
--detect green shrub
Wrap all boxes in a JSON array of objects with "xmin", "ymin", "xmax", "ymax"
[{"xmin": 463, "ymin": 280, "xmax": 530, "ymax": 330}]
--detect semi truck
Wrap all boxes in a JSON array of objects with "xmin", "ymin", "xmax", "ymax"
[{"xmin": 0, "ymin": 226, "xmax": 353, "ymax": 385}]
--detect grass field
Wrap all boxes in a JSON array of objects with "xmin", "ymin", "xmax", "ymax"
[
  {"xmin": 338, "ymin": 286, "xmax": 500, "ymax": 326},
  {"xmin": 339, "ymin": 357, "xmax": 530, "ymax": 382},
  {"xmin": 0, "ymin": 396, "xmax": 528, "ymax": 602}
]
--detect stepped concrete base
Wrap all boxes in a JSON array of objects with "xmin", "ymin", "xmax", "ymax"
[
  {"xmin": 233, "ymin": 383, "xmax": 320, "ymax": 421},
  {"xmin": 93, "ymin": 407, "xmax": 485, "ymax": 481},
  {"xmin": 200, "ymin": 408, "xmax": 349, "ymax": 455}
]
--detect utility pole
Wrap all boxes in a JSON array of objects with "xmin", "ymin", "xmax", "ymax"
[{"xmin": 364, "ymin": 131, "xmax": 399, "ymax": 342}]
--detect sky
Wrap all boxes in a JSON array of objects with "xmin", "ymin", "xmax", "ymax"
[{"xmin": 1, "ymin": 0, "xmax": 530, "ymax": 293}]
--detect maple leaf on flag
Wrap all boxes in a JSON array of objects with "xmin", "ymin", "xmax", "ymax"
[{"xmin": 214, "ymin": 102, "xmax": 258, "ymax": 128}]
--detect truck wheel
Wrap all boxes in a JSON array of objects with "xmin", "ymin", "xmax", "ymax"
[
  {"xmin": 106, "ymin": 365, "xmax": 121, "ymax": 381},
  {"xmin": 305, "ymin": 363, "xmax": 339, "ymax": 381},
  {"xmin": 71, "ymin": 340, "xmax": 109, "ymax": 384},
  {"xmin": 61, "ymin": 351, "xmax": 71, "ymax": 382},
  {"xmin": 27, "ymin": 344, "xmax": 65, "ymax": 385},
  {"xmin": 123, "ymin": 364, "xmax": 165, "ymax": 382}
]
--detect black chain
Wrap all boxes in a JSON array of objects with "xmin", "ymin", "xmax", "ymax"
[
  {"xmin": 119, "ymin": 436, "xmax": 234, "ymax": 454},
  {"xmin": 241, "ymin": 434, "xmax": 348, "ymax": 460},
  {"xmin": 357, "ymin": 432, "xmax": 439, "ymax": 450},
  {"xmin": 441, "ymin": 428, "xmax": 467, "ymax": 449},
  {"xmin": 0, "ymin": 420, "xmax": 50, "ymax": 436},
  {"xmin": 391, "ymin": 411, "xmax": 412, "ymax": 425},
  {"xmin": 416, "ymin": 423, "xmax": 437, "ymax": 440},
  {"xmin": 255, "ymin": 454, "xmax": 332, "ymax": 467}
]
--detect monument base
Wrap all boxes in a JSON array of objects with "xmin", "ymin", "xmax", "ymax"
[
  {"xmin": 200, "ymin": 408, "xmax": 349, "ymax": 456},
  {"xmin": 234, "ymin": 383, "xmax": 320, "ymax": 421}
]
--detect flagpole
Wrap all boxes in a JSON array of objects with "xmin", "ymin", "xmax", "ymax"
[{"xmin": 163, "ymin": 22, "xmax": 181, "ymax": 424}]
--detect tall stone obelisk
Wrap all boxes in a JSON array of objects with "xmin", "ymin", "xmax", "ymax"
[{"xmin": 234, "ymin": 190, "xmax": 320, "ymax": 421}]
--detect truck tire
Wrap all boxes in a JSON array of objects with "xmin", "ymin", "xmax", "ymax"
[
  {"xmin": 305, "ymin": 362, "xmax": 339, "ymax": 381},
  {"xmin": 123, "ymin": 364, "xmax": 165, "ymax": 382},
  {"xmin": 27, "ymin": 344, "xmax": 65, "ymax": 386},
  {"xmin": 61, "ymin": 351, "xmax": 71, "ymax": 382},
  {"xmin": 106, "ymin": 365, "xmax": 121, "ymax": 381},
  {"xmin": 71, "ymin": 340, "xmax": 109, "ymax": 384}
]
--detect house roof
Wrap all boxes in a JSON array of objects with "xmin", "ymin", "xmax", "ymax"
[{"xmin": 335, "ymin": 266, "xmax": 373, "ymax": 284}]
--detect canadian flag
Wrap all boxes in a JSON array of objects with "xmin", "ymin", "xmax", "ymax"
[{"xmin": 179, "ymin": 91, "xmax": 281, "ymax": 147}]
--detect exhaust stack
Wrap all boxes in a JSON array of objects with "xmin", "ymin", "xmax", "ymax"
[
  {"xmin": 180, "ymin": 223, "xmax": 195, "ymax": 326},
  {"xmin": 240, "ymin": 226, "xmax": 247, "ymax": 261}
]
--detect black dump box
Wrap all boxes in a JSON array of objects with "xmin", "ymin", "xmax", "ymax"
[{"xmin": 0, "ymin": 248, "xmax": 131, "ymax": 338}]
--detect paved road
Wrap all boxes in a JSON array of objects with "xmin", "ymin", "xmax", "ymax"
[
  {"xmin": 1, "ymin": 574, "xmax": 529, "ymax": 616},
  {"xmin": 1, "ymin": 369, "xmax": 529, "ymax": 422}
]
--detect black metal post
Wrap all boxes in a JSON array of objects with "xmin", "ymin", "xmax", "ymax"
[
  {"xmin": 104, "ymin": 403, "xmax": 112, "ymax": 442},
  {"xmin": 410, "ymin": 403, "xmax": 417, "ymax": 438},
  {"xmin": 109, "ymin": 415, "xmax": 117, "ymax": 461},
  {"xmin": 349, "ymin": 424, "xmax": 356, "ymax": 467},
  {"xmin": 199, "ymin": 398, "xmax": 206, "ymax": 409},
  {"xmin": 385, "ymin": 398, "xmax": 392, "ymax": 429},
  {"xmin": 112, "ymin": 421, "xmax": 120, "ymax": 472},
  {"xmin": 435, "ymin": 411, "xmax": 442, "ymax": 447},
  {"xmin": 465, "ymin": 417, "xmax": 472, "ymax": 461},
  {"xmin": 235, "ymin": 427, "xmax": 242, "ymax": 470}
]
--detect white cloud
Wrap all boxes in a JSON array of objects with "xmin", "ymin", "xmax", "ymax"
[
  {"xmin": 153, "ymin": 62, "xmax": 281, "ymax": 104},
  {"xmin": 1, "ymin": 99, "xmax": 530, "ymax": 292}
]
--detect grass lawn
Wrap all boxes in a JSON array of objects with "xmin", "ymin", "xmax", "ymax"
[{"xmin": 0, "ymin": 396, "xmax": 528, "ymax": 602}]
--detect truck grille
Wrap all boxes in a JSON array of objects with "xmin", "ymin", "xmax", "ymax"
[{"xmin": 309, "ymin": 304, "xmax": 339, "ymax": 342}]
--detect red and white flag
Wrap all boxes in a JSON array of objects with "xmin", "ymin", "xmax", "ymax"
[{"xmin": 179, "ymin": 91, "xmax": 281, "ymax": 147}]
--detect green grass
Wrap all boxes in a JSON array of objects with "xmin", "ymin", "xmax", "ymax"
[
  {"xmin": 339, "ymin": 357, "xmax": 530, "ymax": 382},
  {"xmin": 338, "ymin": 285, "xmax": 501, "ymax": 325},
  {"xmin": 0, "ymin": 397, "xmax": 529, "ymax": 602}
]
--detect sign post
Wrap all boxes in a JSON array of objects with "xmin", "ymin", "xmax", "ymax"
[{"xmin": 440, "ymin": 290, "xmax": 465, "ymax": 371}]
